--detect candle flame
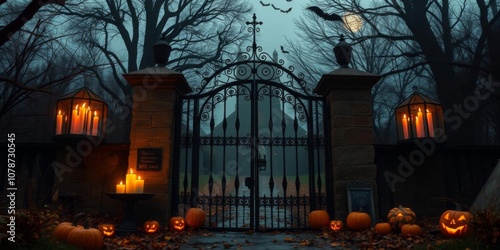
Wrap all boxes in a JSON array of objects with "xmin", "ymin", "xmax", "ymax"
[
  {"xmin": 58, "ymin": 110, "xmax": 61, "ymax": 115},
  {"xmin": 94, "ymin": 111, "xmax": 97, "ymax": 117},
  {"xmin": 82, "ymin": 103, "xmax": 86, "ymax": 108},
  {"xmin": 138, "ymin": 176, "xmax": 141, "ymax": 180},
  {"xmin": 418, "ymin": 108, "xmax": 422, "ymax": 112},
  {"xmin": 403, "ymin": 114, "xmax": 406, "ymax": 119},
  {"xmin": 426, "ymin": 109, "xmax": 430, "ymax": 113},
  {"xmin": 129, "ymin": 168, "xmax": 133, "ymax": 174},
  {"xmin": 75, "ymin": 104, "xmax": 79, "ymax": 110},
  {"xmin": 119, "ymin": 181, "xmax": 123, "ymax": 185}
]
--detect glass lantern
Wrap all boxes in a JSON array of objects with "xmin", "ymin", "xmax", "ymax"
[
  {"xmin": 395, "ymin": 90, "xmax": 445, "ymax": 141},
  {"xmin": 53, "ymin": 87, "xmax": 108, "ymax": 141}
]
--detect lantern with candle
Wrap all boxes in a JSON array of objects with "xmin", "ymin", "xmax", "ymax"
[
  {"xmin": 53, "ymin": 87, "xmax": 108, "ymax": 142},
  {"xmin": 395, "ymin": 87, "xmax": 445, "ymax": 142}
]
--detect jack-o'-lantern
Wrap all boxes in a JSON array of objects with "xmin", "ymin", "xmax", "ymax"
[
  {"xmin": 169, "ymin": 216, "xmax": 185, "ymax": 231},
  {"xmin": 439, "ymin": 210, "xmax": 472, "ymax": 238},
  {"xmin": 143, "ymin": 220, "xmax": 160, "ymax": 233},
  {"xmin": 329, "ymin": 220, "xmax": 343, "ymax": 231},
  {"xmin": 308, "ymin": 210, "xmax": 330, "ymax": 229},
  {"xmin": 387, "ymin": 205, "xmax": 416, "ymax": 231},
  {"xmin": 97, "ymin": 224, "xmax": 115, "ymax": 237}
]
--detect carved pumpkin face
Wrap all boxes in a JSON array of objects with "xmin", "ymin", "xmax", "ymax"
[
  {"xmin": 439, "ymin": 210, "xmax": 472, "ymax": 238},
  {"xmin": 329, "ymin": 220, "xmax": 343, "ymax": 231},
  {"xmin": 169, "ymin": 217, "xmax": 185, "ymax": 231},
  {"xmin": 97, "ymin": 224, "xmax": 115, "ymax": 237},
  {"xmin": 143, "ymin": 220, "xmax": 160, "ymax": 233}
]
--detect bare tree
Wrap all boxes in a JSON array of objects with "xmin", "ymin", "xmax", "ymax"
[
  {"xmin": 292, "ymin": 0, "xmax": 500, "ymax": 145},
  {"xmin": 54, "ymin": 0, "xmax": 252, "ymax": 140},
  {"xmin": 287, "ymin": 5, "xmax": 425, "ymax": 143},
  {"xmin": 0, "ymin": 0, "xmax": 65, "ymax": 47},
  {"xmin": 0, "ymin": 2, "xmax": 97, "ymax": 141}
]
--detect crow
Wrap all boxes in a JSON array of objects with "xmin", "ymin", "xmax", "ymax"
[
  {"xmin": 280, "ymin": 46, "xmax": 289, "ymax": 54},
  {"xmin": 260, "ymin": 1, "xmax": 270, "ymax": 6},
  {"xmin": 306, "ymin": 6, "xmax": 343, "ymax": 22}
]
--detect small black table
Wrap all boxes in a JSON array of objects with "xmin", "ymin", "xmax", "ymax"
[{"xmin": 106, "ymin": 193, "xmax": 155, "ymax": 234}]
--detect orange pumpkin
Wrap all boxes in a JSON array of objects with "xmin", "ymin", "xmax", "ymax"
[
  {"xmin": 185, "ymin": 208, "xmax": 206, "ymax": 229},
  {"xmin": 346, "ymin": 211, "xmax": 371, "ymax": 231},
  {"xmin": 439, "ymin": 210, "xmax": 472, "ymax": 238},
  {"xmin": 66, "ymin": 220, "xmax": 103, "ymax": 250},
  {"xmin": 97, "ymin": 224, "xmax": 115, "ymax": 237},
  {"xmin": 401, "ymin": 223, "xmax": 422, "ymax": 236},
  {"xmin": 308, "ymin": 210, "xmax": 330, "ymax": 229},
  {"xmin": 329, "ymin": 220, "xmax": 343, "ymax": 231},
  {"xmin": 169, "ymin": 216, "xmax": 186, "ymax": 231},
  {"xmin": 387, "ymin": 205, "xmax": 416, "ymax": 231},
  {"xmin": 52, "ymin": 212, "xmax": 85, "ymax": 243},
  {"xmin": 374, "ymin": 222, "xmax": 392, "ymax": 235},
  {"xmin": 143, "ymin": 220, "xmax": 160, "ymax": 233}
]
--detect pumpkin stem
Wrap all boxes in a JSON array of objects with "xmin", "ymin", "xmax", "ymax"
[
  {"xmin": 72, "ymin": 212, "xmax": 86, "ymax": 226},
  {"xmin": 82, "ymin": 218, "xmax": 91, "ymax": 229}
]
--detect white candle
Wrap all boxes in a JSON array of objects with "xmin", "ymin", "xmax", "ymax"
[
  {"xmin": 416, "ymin": 108, "xmax": 424, "ymax": 137},
  {"xmin": 135, "ymin": 176, "xmax": 144, "ymax": 193},
  {"xmin": 125, "ymin": 168, "xmax": 136, "ymax": 193},
  {"xmin": 116, "ymin": 181, "xmax": 125, "ymax": 193},
  {"xmin": 426, "ymin": 109, "xmax": 434, "ymax": 137},
  {"xmin": 70, "ymin": 105, "xmax": 79, "ymax": 134},
  {"xmin": 92, "ymin": 111, "xmax": 99, "ymax": 136},
  {"xmin": 56, "ymin": 110, "xmax": 63, "ymax": 134},
  {"xmin": 402, "ymin": 114, "xmax": 409, "ymax": 139}
]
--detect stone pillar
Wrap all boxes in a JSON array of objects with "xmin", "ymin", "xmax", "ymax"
[
  {"xmin": 122, "ymin": 66, "xmax": 191, "ymax": 223},
  {"xmin": 315, "ymin": 36, "xmax": 382, "ymax": 221}
]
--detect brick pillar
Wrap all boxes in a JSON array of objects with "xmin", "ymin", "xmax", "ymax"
[
  {"xmin": 122, "ymin": 67, "xmax": 191, "ymax": 223},
  {"xmin": 315, "ymin": 67, "xmax": 381, "ymax": 221}
]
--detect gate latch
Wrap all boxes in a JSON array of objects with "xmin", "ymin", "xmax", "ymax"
[{"xmin": 244, "ymin": 177, "xmax": 253, "ymax": 189}]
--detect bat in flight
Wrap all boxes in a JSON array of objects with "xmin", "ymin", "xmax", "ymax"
[
  {"xmin": 280, "ymin": 46, "xmax": 290, "ymax": 54},
  {"xmin": 260, "ymin": 1, "xmax": 270, "ymax": 6},
  {"xmin": 306, "ymin": 6, "xmax": 343, "ymax": 22}
]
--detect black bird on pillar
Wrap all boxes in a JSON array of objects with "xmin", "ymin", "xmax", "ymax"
[{"xmin": 306, "ymin": 6, "xmax": 343, "ymax": 23}]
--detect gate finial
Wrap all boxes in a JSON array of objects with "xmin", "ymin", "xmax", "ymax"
[{"xmin": 246, "ymin": 13, "xmax": 263, "ymax": 53}]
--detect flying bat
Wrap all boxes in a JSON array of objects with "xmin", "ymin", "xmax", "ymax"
[
  {"xmin": 306, "ymin": 6, "xmax": 343, "ymax": 22},
  {"xmin": 260, "ymin": 1, "xmax": 270, "ymax": 6},
  {"xmin": 280, "ymin": 46, "xmax": 289, "ymax": 54},
  {"xmin": 281, "ymin": 7, "xmax": 292, "ymax": 13},
  {"xmin": 271, "ymin": 4, "xmax": 280, "ymax": 10}
]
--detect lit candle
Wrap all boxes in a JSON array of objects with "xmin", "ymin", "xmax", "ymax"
[
  {"xmin": 70, "ymin": 105, "xmax": 79, "ymax": 134},
  {"xmin": 402, "ymin": 114, "xmax": 409, "ymax": 139},
  {"xmin": 56, "ymin": 110, "xmax": 63, "ymax": 134},
  {"xmin": 134, "ymin": 176, "xmax": 144, "ymax": 193},
  {"xmin": 79, "ymin": 103, "xmax": 87, "ymax": 134},
  {"xmin": 116, "ymin": 181, "xmax": 125, "ymax": 193},
  {"xmin": 91, "ymin": 111, "xmax": 99, "ymax": 136},
  {"xmin": 426, "ymin": 109, "xmax": 434, "ymax": 137},
  {"xmin": 125, "ymin": 168, "xmax": 136, "ymax": 193},
  {"xmin": 86, "ymin": 106, "xmax": 92, "ymax": 135},
  {"xmin": 416, "ymin": 108, "xmax": 424, "ymax": 137}
]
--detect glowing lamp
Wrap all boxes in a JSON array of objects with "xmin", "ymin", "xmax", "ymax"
[
  {"xmin": 53, "ymin": 87, "xmax": 108, "ymax": 142},
  {"xmin": 395, "ymin": 88, "xmax": 445, "ymax": 141}
]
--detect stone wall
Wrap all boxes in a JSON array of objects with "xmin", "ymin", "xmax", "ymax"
[{"xmin": 53, "ymin": 143, "xmax": 129, "ymax": 215}]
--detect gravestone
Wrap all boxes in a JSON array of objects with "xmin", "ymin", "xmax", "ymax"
[{"xmin": 470, "ymin": 159, "xmax": 500, "ymax": 213}]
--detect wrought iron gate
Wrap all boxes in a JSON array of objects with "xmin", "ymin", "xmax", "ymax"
[{"xmin": 172, "ymin": 14, "xmax": 331, "ymax": 231}]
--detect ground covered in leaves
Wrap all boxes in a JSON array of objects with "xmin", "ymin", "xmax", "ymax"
[{"xmin": 1, "ymin": 205, "xmax": 497, "ymax": 249}]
